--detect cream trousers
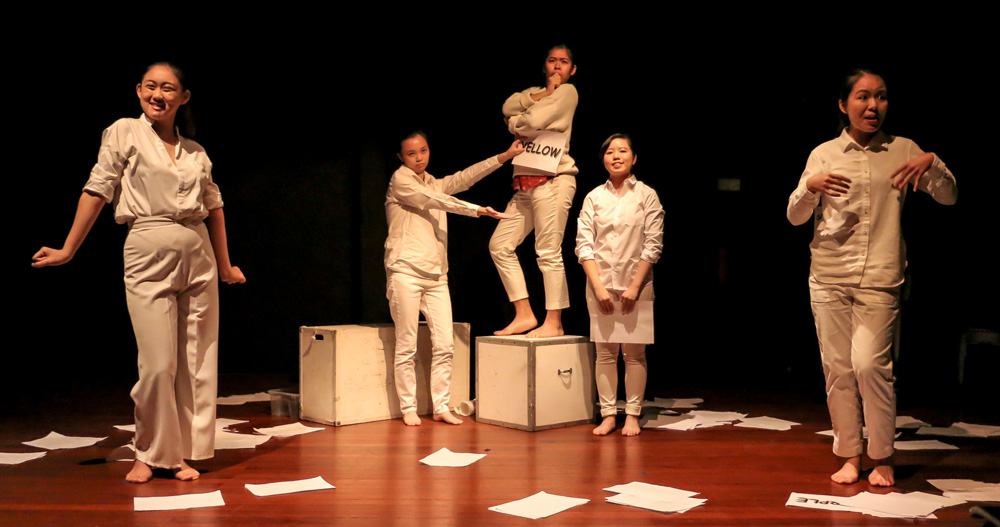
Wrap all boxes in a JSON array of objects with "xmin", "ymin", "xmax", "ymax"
[
  {"xmin": 124, "ymin": 218, "xmax": 218, "ymax": 469},
  {"xmin": 386, "ymin": 271, "xmax": 454, "ymax": 415},
  {"xmin": 809, "ymin": 280, "xmax": 899, "ymax": 460},
  {"xmin": 588, "ymin": 283, "xmax": 653, "ymax": 417},
  {"xmin": 489, "ymin": 175, "xmax": 576, "ymax": 310}
]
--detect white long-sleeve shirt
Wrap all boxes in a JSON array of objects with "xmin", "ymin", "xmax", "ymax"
[
  {"xmin": 787, "ymin": 130, "xmax": 957, "ymax": 287},
  {"xmin": 575, "ymin": 176, "xmax": 664, "ymax": 291},
  {"xmin": 502, "ymin": 84, "xmax": 578, "ymax": 178},
  {"xmin": 83, "ymin": 114, "xmax": 223, "ymax": 224},
  {"xmin": 384, "ymin": 157, "xmax": 501, "ymax": 279}
]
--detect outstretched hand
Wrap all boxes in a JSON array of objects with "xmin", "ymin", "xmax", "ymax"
[
  {"xmin": 891, "ymin": 152, "xmax": 935, "ymax": 190},
  {"xmin": 806, "ymin": 173, "xmax": 852, "ymax": 197},
  {"xmin": 31, "ymin": 247, "xmax": 72, "ymax": 268},
  {"xmin": 498, "ymin": 140, "xmax": 526, "ymax": 163},
  {"xmin": 478, "ymin": 206, "xmax": 514, "ymax": 220}
]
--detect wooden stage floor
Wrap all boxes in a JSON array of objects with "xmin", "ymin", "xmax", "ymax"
[{"xmin": 1, "ymin": 376, "xmax": 997, "ymax": 526}]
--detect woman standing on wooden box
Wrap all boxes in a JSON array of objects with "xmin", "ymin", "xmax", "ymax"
[
  {"xmin": 491, "ymin": 45, "xmax": 579, "ymax": 338},
  {"xmin": 576, "ymin": 134, "xmax": 663, "ymax": 436},
  {"xmin": 787, "ymin": 69, "xmax": 956, "ymax": 486},
  {"xmin": 385, "ymin": 132, "xmax": 524, "ymax": 426},
  {"xmin": 32, "ymin": 63, "xmax": 245, "ymax": 483}
]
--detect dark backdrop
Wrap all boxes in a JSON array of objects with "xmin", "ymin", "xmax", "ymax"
[{"xmin": 9, "ymin": 23, "xmax": 996, "ymax": 412}]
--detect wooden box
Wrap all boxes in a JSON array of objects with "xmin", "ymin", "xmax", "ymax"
[
  {"xmin": 300, "ymin": 323, "xmax": 471, "ymax": 426},
  {"xmin": 476, "ymin": 335, "xmax": 594, "ymax": 431}
]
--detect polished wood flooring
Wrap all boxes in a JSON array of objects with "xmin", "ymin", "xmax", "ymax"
[{"xmin": 1, "ymin": 376, "xmax": 997, "ymax": 527}]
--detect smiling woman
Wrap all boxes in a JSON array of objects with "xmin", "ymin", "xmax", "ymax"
[{"xmin": 32, "ymin": 62, "xmax": 246, "ymax": 484}]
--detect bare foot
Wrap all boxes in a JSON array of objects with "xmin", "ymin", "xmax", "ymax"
[
  {"xmin": 173, "ymin": 461, "xmax": 200, "ymax": 481},
  {"xmin": 525, "ymin": 318, "xmax": 564, "ymax": 338},
  {"xmin": 869, "ymin": 464, "xmax": 895, "ymax": 487},
  {"xmin": 433, "ymin": 410, "xmax": 464, "ymax": 425},
  {"xmin": 593, "ymin": 416, "xmax": 616, "ymax": 436},
  {"xmin": 402, "ymin": 411, "xmax": 422, "ymax": 426},
  {"xmin": 125, "ymin": 460, "xmax": 153, "ymax": 483},
  {"xmin": 831, "ymin": 456, "xmax": 860, "ymax": 484},
  {"xmin": 495, "ymin": 315, "xmax": 538, "ymax": 336},
  {"xmin": 622, "ymin": 415, "xmax": 641, "ymax": 437}
]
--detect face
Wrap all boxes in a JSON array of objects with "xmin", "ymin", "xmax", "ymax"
[
  {"xmin": 839, "ymin": 73, "xmax": 887, "ymax": 138},
  {"xmin": 544, "ymin": 48, "xmax": 576, "ymax": 84},
  {"xmin": 603, "ymin": 137, "xmax": 636, "ymax": 179},
  {"xmin": 400, "ymin": 135, "xmax": 430, "ymax": 175},
  {"xmin": 136, "ymin": 65, "xmax": 190, "ymax": 123}
]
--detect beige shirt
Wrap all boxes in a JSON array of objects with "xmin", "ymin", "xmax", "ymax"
[
  {"xmin": 503, "ymin": 84, "xmax": 578, "ymax": 178},
  {"xmin": 787, "ymin": 130, "xmax": 957, "ymax": 287},
  {"xmin": 384, "ymin": 157, "xmax": 501, "ymax": 279},
  {"xmin": 575, "ymin": 176, "xmax": 664, "ymax": 291},
  {"xmin": 83, "ymin": 114, "xmax": 223, "ymax": 225}
]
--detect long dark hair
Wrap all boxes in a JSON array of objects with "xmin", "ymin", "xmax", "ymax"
[{"xmin": 142, "ymin": 61, "xmax": 196, "ymax": 138}]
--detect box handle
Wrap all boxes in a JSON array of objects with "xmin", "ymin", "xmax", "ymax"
[{"xmin": 557, "ymin": 368, "xmax": 573, "ymax": 375}]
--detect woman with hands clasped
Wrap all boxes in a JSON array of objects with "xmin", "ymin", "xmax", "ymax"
[
  {"xmin": 787, "ymin": 70, "xmax": 957, "ymax": 486},
  {"xmin": 32, "ymin": 63, "xmax": 245, "ymax": 483},
  {"xmin": 576, "ymin": 134, "xmax": 663, "ymax": 437}
]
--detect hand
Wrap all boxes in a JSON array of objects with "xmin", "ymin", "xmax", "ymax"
[
  {"xmin": 478, "ymin": 206, "xmax": 514, "ymax": 220},
  {"xmin": 31, "ymin": 247, "xmax": 72, "ymax": 268},
  {"xmin": 806, "ymin": 173, "xmax": 852, "ymax": 197},
  {"xmin": 621, "ymin": 285, "xmax": 640, "ymax": 315},
  {"xmin": 891, "ymin": 152, "xmax": 935, "ymax": 190},
  {"xmin": 498, "ymin": 140, "xmax": 526, "ymax": 163},
  {"xmin": 593, "ymin": 286, "xmax": 614, "ymax": 315},
  {"xmin": 220, "ymin": 265, "xmax": 246, "ymax": 284},
  {"xmin": 545, "ymin": 72, "xmax": 562, "ymax": 94}
]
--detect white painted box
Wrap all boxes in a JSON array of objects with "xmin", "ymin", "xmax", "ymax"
[
  {"xmin": 476, "ymin": 335, "xmax": 595, "ymax": 431},
  {"xmin": 300, "ymin": 323, "xmax": 471, "ymax": 426}
]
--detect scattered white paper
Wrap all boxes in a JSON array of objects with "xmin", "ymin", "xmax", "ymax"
[
  {"xmin": 787, "ymin": 491, "xmax": 961, "ymax": 519},
  {"xmin": 917, "ymin": 422, "xmax": 1000, "ymax": 438},
  {"xmin": 134, "ymin": 490, "xmax": 226, "ymax": 512},
  {"xmin": 606, "ymin": 493, "xmax": 706, "ymax": 513},
  {"xmin": 0, "ymin": 452, "xmax": 46, "ymax": 465},
  {"xmin": 688, "ymin": 410, "xmax": 747, "ymax": 421},
  {"xmin": 589, "ymin": 300, "xmax": 654, "ymax": 344},
  {"xmin": 896, "ymin": 415, "xmax": 931, "ymax": 428},
  {"xmin": 22, "ymin": 432, "xmax": 106, "ymax": 450},
  {"xmin": 217, "ymin": 392, "xmax": 272, "ymax": 405},
  {"xmin": 651, "ymin": 397, "xmax": 703, "ymax": 409},
  {"xmin": 215, "ymin": 430, "xmax": 271, "ymax": 450},
  {"xmin": 786, "ymin": 492, "xmax": 856, "ymax": 513},
  {"xmin": 642, "ymin": 414, "xmax": 699, "ymax": 431},
  {"xmin": 489, "ymin": 491, "xmax": 589, "ymax": 519},
  {"xmin": 893, "ymin": 439, "xmax": 958, "ymax": 450},
  {"xmin": 419, "ymin": 448, "xmax": 486, "ymax": 467},
  {"xmin": 114, "ymin": 424, "xmax": 136, "ymax": 432},
  {"xmin": 216, "ymin": 418, "xmax": 250, "ymax": 430},
  {"xmin": 603, "ymin": 482, "xmax": 698, "ymax": 502},
  {"xmin": 245, "ymin": 476, "xmax": 335, "ymax": 497},
  {"xmin": 734, "ymin": 416, "xmax": 800, "ymax": 431},
  {"xmin": 928, "ymin": 479, "xmax": 1000, "ymax": 502},
  {"xmin": 253, "ymin": 422, "xmax": 325, "ymax": 437},
  {"xmin": 106, "ymin": 443, "xmax": 136, "ymax": 462}
]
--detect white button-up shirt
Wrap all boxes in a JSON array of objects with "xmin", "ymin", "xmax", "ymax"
[
  {"xmin": 384, "ymin": 157, "xmax": 500, "ymax": 280},
  {"xmin": 575, "ymin": 175, "xmax": 664, "ymax": 291},
  {"xmin": 787, "ymin": 130, "xmax": 957, "ymax": 287},
  {"xmin": 83, "ymin": 114, "xmax": 223, "ymax": 225}
]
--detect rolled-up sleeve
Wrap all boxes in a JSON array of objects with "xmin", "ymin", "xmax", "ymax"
[
  {"xmin": 201, "ymin": 158, "xmax": 224, "ymax": 210},
  {"xmin": 83, "ymin": 121, "xmax": 131, "ymax": 203},
  {"xmin": 787, "ymin": 150, "xmax": 823, "ymax": 225},
  {"xmin": 641, "ymin": 189, "xmax": 665, "ymax": 264},
  {"xmin": 575, "ymin": 193, "xmax": 597, "ymax": 262}
]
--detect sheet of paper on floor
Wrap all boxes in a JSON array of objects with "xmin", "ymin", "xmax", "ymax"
[
  {"xmin": 253, "ymin": 422, "xmax": 325, "ymax": 437},
  {"xmin": 734, "ymin": 416, "xmax": 800, "ymax": 431},
  {"xmin": 917, "ymin": 422, "xmax": 1000, "ymax": 438},
  {"xmin": 106, "ymin": 443, "xmax": 136, "ymax": 462},
  {"xmin": 642, "ymin": 414, "xmax": 699, "ymax": 431},
  {"xmin": 651, "ymin": 397, "xmax": 703, "ymax": 409},
  {"xmin": 22, "ymin": 432, "xmax": 106, "ymax": 450},
  {"xmin": 419, "ymin": 447, "xmax": 486, "ymax": 467},
  {"xmin": 245, "ymin": 476, "xmax": 335, "ymax": 497},
  {"xmin": 114, "ymin": 424, "xmax": 136, "ymax": 432},
  {"xmin": 0, "ymin": 452, "xmax": 46, "ymax": 465},
  {"xmin": 217, "ymin": 392, "xmax": 272, "ymax": 405},
  {"xmin": 604, "ymin": 482, "xmax": 698, "ymax": 502},
  {"xmin": 928, "ymin": 479, "xmax": 1000, "ymax": 501},
  {"xmin": 216, "ymin": 418, "xmax": 250, "ymax": 430},
  {"xmin": 606, "ymin": 493, "xmax": 706, "ymax": 513},
  {"xmin": 893, "ymin": 439, "xmax": 958, "ymax": 450},
  {"xmin": 488, "ymin": 491, "xmax": 589, "ymax": 519},
  {"xmin": 589, "ymin": 300, "xmax": 653, "ymax": 344},
  {"xmin": 896, "ymin": 415, "xmax": 931, "ymax": 428},
  {"xmin": 215, "ymin": 430, "xmax": 271, "ymax": 449},
  {"xmin": 787, "ymin": 491, "xmax": 961, "ymax": 519},
  {"xmin": 134, "ymin": 490, "xmax": 226, "ymax": 512}
]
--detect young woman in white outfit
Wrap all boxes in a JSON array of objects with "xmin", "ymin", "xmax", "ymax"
[
  {"xmin": 787, "ymin": 70, "xmax": 956, "ymax": 486},
  {"xmin": 491, "ymin": 45, "xmax": 578, "ymax": 338},
  {"xmin": 33, "ymin": 63, "xmax": 245, "ymax": 483},
  {"xmin": 385, "ymin": 132, "xmax": 524, "ymax": 426},
  {"xmin": 576, "ymin": 134, "xmax": 663, "ymax": 436}
]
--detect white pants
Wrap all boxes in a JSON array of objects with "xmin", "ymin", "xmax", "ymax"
[
  {"xmin": 386, "ymin": 271, "xmax": 454, "ymax": 415},
  {"xmin": 809, "ymin": 280, "xmax": 899, "ymax": 460},
  {"xmin": 124, "ymin": 218, "xmax": 218, "ymax": 469},
  {"xmin": 588, "ymin": 283, "xmax": 653, "ymax": 417},
  {"xmin": 489, "ymin": 175, "xmax": 576, "ymax": 310}
]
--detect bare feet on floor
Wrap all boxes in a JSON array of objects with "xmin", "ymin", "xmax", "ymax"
[
  {"xmin": 869, "ymin": 463, "xmax": 895, "ymax": 487},
  {"xmin": 593, "ymin": 416, "xmax": 616, "ymax": 436},
  {"xmin": 831, "ymin": 456, "xmax": 861, "ymax": 484},
  {"xmin": 173, "ymin": 461, "xmax": 200, "ymax": 481},
  {"xmin": 125, "ymin": 460, "xmax": 153, "ymax": 483},
  {"xmin": 433, "ymin": 410, "xmax": 464, "ymax": 425},
  {"xmin": 494, "ymin": 315, "xmax": 538, "ymax": 336},
  {"xmin": 525, "ymin": 319, "xmax": 564, "ymax": 338},
  {"xmin": 402, "ymin": 411, "xmax": 422, "ymax": 426},
  {"xmin": 622, "ymin": 415, "xmax": 641, "ymax": 436}
]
